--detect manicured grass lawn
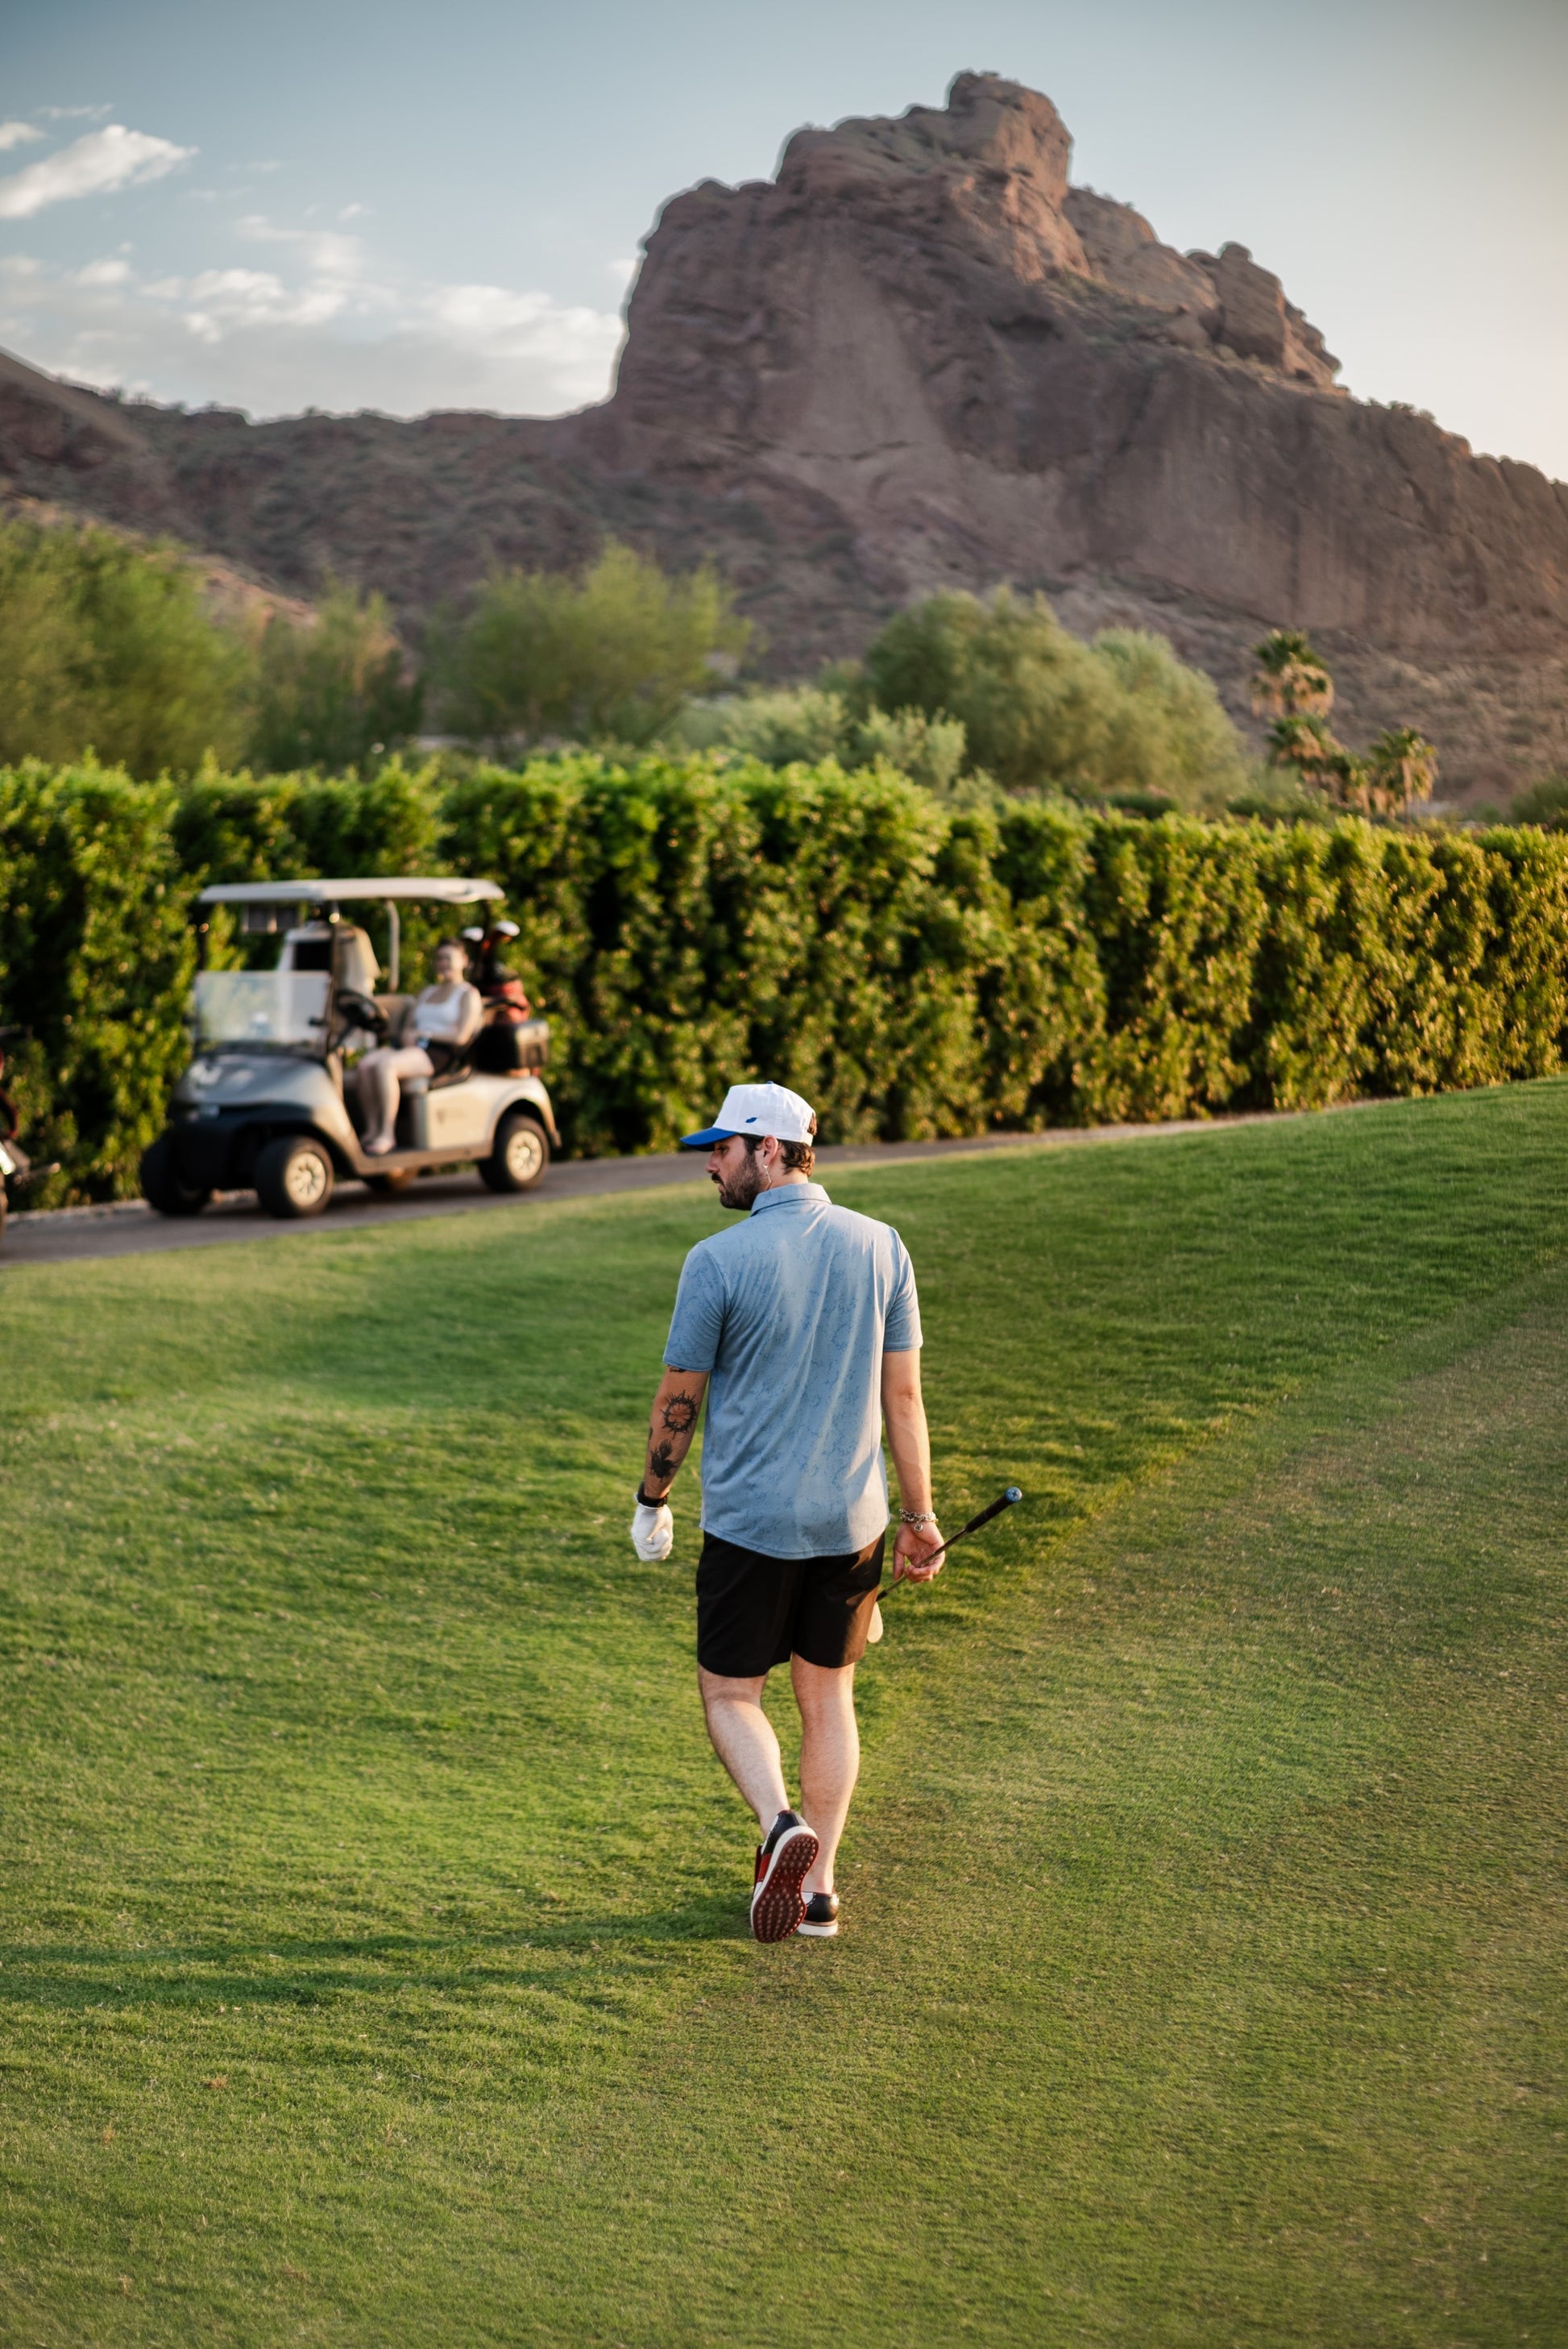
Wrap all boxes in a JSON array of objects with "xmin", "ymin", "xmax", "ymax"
[{"xmin": 2, "ymin": 1085, "xmax": 1566, "ymax": 2347}]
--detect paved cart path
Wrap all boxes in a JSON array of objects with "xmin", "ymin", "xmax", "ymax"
[{"xmin": 2, "ymin": 1106, "xmax": 1366, "ymax": 1268}]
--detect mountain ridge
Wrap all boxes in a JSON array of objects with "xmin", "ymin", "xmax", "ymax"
[{"xmin": 2, "ymin": 72, "xmax": 1566, "ymax": 798}]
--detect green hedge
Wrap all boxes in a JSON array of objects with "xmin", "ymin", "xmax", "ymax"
[
  {"xmin": 0, "ymin": 762, "xmax": 193, "ymax": 1201},
  {"xmin": 4, "ymin": 753, "xmax": 1568, "ymax": 1201}
]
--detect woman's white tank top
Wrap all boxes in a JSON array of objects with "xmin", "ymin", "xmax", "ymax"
[{"xmin": 413, "ymin": 982, "xmax": 479, "ymax": 1045}]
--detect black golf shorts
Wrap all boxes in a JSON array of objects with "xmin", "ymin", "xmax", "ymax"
[{"xmin": 696, "ymin": 1529, "xmax": 886, "ymax": 1677}]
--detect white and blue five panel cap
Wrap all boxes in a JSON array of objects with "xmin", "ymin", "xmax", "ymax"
[{"xmin": 681, "ymin": 1081, "xmax": 817, "ymax": 1148}]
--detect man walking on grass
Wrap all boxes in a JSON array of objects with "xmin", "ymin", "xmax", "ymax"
[{"xmin": 629, "ymin": 1081, "xmax": 944, "ymax": 1943}]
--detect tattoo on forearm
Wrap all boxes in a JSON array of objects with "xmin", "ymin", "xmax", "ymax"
[{"xmin": 645, "ymin": 1384, "xmax": 701, "ymax": 1495}]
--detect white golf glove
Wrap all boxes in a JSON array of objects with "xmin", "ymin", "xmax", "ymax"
[{"xmin": 630, "ymin": 1497, "xmax": 674, "ymax": 1562}]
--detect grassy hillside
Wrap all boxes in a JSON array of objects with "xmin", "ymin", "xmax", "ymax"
[{"xmin": 2, "ymin": 1086, "xmax": 1565, "ymax": 2345}]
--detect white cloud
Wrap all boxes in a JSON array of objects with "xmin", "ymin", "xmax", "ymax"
[
  {"xmin": 237, "ymin": 214, "xmax": 363, "ymax": 276},
  {"xmin": 0, "ymin": 122, "xmax": 44, "ymax": 153},
  {"xmin": 0, "ymin": 124, "xmax": 194, "ymax": 221},
  {"xmin": 0, "ymin": 233, "xmax": 623, "ymax": 420}
]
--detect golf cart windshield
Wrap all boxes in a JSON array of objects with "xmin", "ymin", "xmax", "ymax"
[{"xmin": 192, "ymin": 969, "xmax": 330, "ymax": 1052}]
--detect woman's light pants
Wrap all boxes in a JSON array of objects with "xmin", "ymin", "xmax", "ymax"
[{"xmin": 356, "ymin": 1044, "xmax": 433, "ymax": 1152}]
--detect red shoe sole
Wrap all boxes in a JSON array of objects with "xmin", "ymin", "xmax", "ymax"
[{"xmin": 750, "ymin": 1824, "xmax": 819, "ymax": 1944}]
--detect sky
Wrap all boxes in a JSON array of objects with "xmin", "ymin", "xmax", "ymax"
[{"xmin": 2, "ymin": 0, "xmax": 1565, "ymax": 480}]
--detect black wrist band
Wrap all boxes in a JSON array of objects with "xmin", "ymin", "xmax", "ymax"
[{"xmin": 636, "ymin": 1483, "xmax": 670, "ymax": 1509}]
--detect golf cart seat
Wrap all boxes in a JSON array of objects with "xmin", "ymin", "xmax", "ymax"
[
  {"xmin": 334, "ymin": 926, "xmax": 380, "ymax": 994},
  {"xmin": 280, "ymin": 922, "xmax": 380, "ymax": 992},
  {"xmin": 400, "ymin": 1040, "xmax": 479, "ymax": 1096}
]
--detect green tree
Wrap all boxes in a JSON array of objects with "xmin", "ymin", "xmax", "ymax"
[
  {"xmin": 1090, "ymin": 629, "xmax": 1253, "ymax": 807},
  {"xmin": 0, "ymin": 521, "xmax": 251, "ymax": 777},
  {"xmin": 861, "ymin": 588, "xmax": 1250, "ymax": 807},
  {"xmin": 863, "ymin": 588, "xmax": 1114, "ymax": 792},
  {"xmin": 249, "ymin": 581, "xmax": 422, "ymax": 774},
  {"xmin": 438, "ymin": 542, "xmax": 750, "ymax": 750}
]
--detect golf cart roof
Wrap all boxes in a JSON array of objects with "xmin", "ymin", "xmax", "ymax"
[{"xmin": 196, "ymin": 878, "xmax": 504, "ymax": 908}]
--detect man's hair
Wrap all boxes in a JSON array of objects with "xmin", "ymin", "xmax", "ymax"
[{"xmin": 744, "ymin": 1114, "xmax": 816, "ymax": 1179}]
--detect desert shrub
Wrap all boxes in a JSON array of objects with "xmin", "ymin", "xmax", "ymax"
[
  {"xmin": 1512, "ymin": 773, "xmax": 1568, "ymax": 831},
  {"xmin": 1091, "ymin": 630, "xmax": 1253, "ymax": 807},
  {"xmin": 859, "ymin": 590, "xmax": 1251, "ymax": 807},
  {"xmin": 0, "ymin": 521, "xmax": 251, "ymax": 778},
  {"xmin": 435, "ymin": 542, "xmax": 750, "ymax": 750},
  {"xmin": 675, "ymin": 686, "xmax": 981, "ymax": 807},
  {"xmin": 674, "ymin": 688, "xmax": 850, "ymax": 766},
  {"xmin": 848, "ymin": 707, "xmax": 972, "ymax": 797},
  {"xmin": 673, "ymin": 687, "xmax": 974, "ymax": 799},
  {"xmin": 248, "ymin": 582, "xmax": 421, "ymax": 773}
]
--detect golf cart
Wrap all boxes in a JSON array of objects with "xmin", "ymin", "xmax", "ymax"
[{"xmin": 141, "ymin": 878, "xmax": 558, "ymax": 1221}]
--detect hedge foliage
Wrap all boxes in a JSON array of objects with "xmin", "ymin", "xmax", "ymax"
[
  {"xmin": 5, "ymin": 753, "xmax": 1568, "ymax": 1201},
  {"xmin": 0, "ymin": 762, "xmax": 194, "ymax": 1200}
]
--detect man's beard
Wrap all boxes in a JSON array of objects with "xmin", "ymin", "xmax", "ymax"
[{"xmin": 712, "ymin": 1150, "xmax": 765, "ymax": 1212}]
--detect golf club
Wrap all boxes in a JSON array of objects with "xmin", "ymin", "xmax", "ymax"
[{"xmin": 877, "ymin": 1484, "xmax": 1024, "ymax": 1603}]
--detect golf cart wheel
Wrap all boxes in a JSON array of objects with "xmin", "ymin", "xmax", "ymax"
[
  {"xmin": 481, "ymin": 1110, "xmax": 550, "ymax": 1193},
  {"xmin": 255, "ymin": 1134, "xmax": 334, "ymax": 1218},
  {"xmin": 141, "ymin": 1132, "xmax": 210, "ymax": 1218},
  {"xmin": 364, "ymin": 1168, "xmax": 414, "ymax": 1195}
]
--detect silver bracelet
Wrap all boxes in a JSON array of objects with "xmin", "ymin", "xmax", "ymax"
[{"xmin": 899, "ymin": 1509, "xmax": 937, "ymax": 1528}]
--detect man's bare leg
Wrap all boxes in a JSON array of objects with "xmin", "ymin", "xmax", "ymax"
[
  {"xmin": 698, "ymin": 1669, "xmax": 790, "ymax": 1827},
  {"xmin": 792, "ymin": 1655, "xmax": 859, "ymax": 1896}
]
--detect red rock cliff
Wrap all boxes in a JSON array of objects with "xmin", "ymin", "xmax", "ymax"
[{"xmin": 2, "ymin": 73, "xmax": 1566, "ymax": 791}]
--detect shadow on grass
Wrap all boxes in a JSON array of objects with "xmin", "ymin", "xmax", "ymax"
[{"xmin": 0, "ymin": 1891, "xmax": 762, "ymax": 2010}]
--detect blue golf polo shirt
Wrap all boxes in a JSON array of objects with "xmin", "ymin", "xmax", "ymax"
[{"xmin": 663, "ymin": 1180, "xmax": 922, "ymax": 1558}]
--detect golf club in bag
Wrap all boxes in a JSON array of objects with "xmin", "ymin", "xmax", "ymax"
[{"xmin": 870, "ymin": 1485, "xmax": 1023, "ymax": 1629}]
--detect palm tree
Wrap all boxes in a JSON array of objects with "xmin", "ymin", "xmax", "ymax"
[
  {"xmin": 1251, "ymin": 629, "xmax": 1335, "ymax": 721},
  {"xmin": 1267, "ymin": 713, "xmax": 1357, "ymax": 799},
  {"xmin": 1257, "ymin": 634, "xmax": 1437, "ymax": 820},
  {"xmin": 1363, "ymin": 727, "xmax": 1438, "ymax": 816}
]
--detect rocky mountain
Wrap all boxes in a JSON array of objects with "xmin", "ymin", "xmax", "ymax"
[{"xmin": 3, "ymin": 73, "xmax": 1566, "ymax": 798}]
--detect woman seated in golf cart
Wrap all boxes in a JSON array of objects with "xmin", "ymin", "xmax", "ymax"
[{"xmin": 357, "ymin": 938, "xmax": 483, "ymax": 1155}]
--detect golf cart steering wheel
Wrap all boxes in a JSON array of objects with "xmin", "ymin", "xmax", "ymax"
[{"xmin": 335, "ymin": 990, "xmax": 388, "ymax": 1042}]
